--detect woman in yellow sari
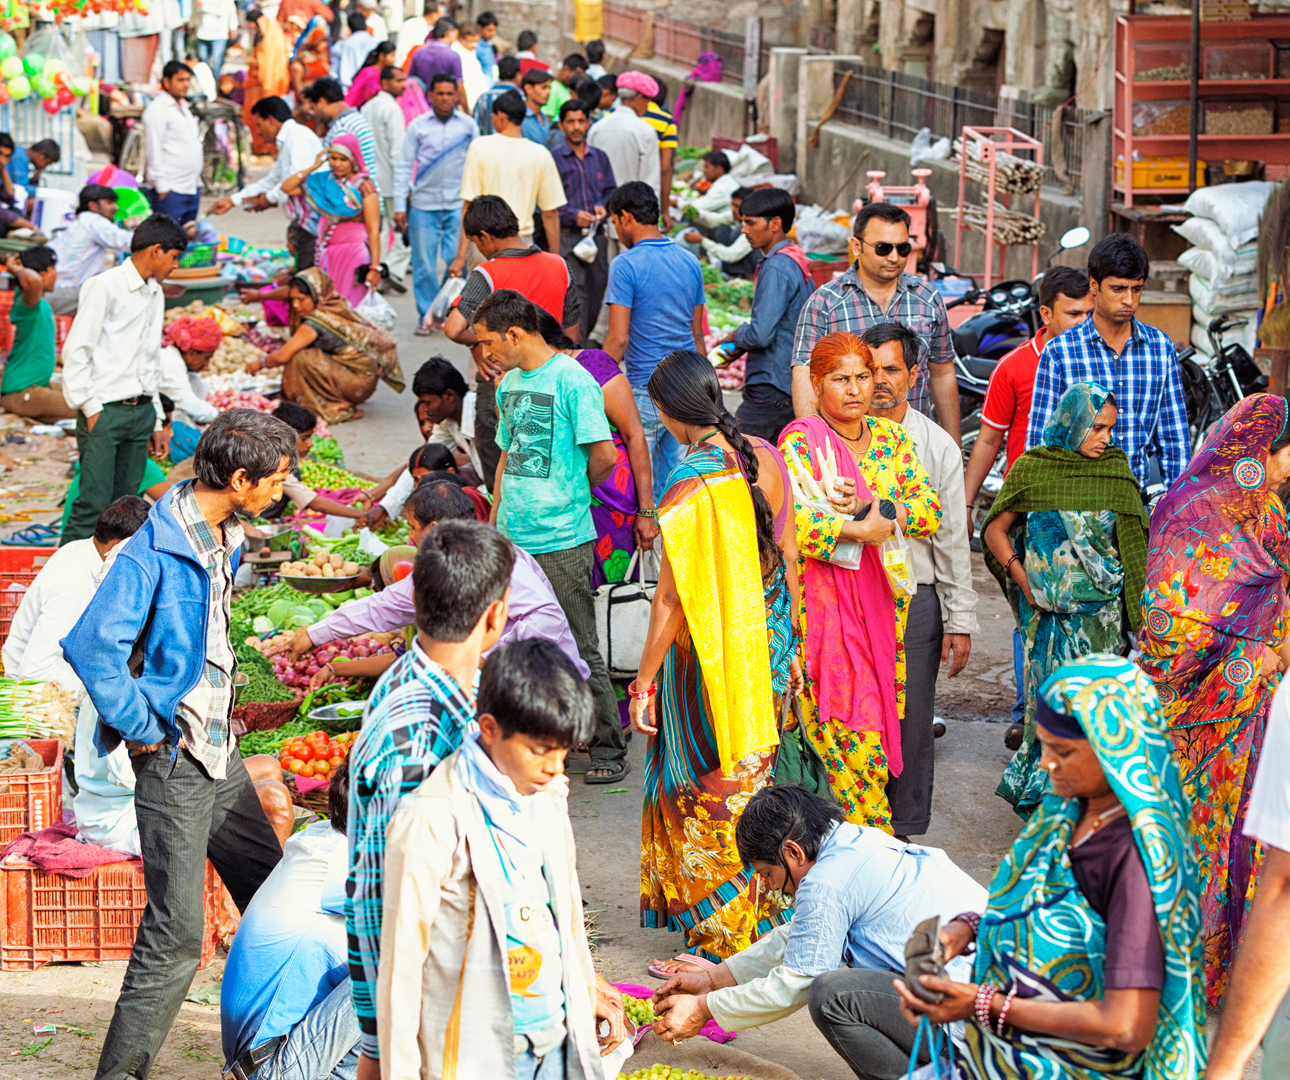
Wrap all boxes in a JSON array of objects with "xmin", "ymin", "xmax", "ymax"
[
  {"xmin": 778, "ymin": 331, "xmax": 941, "ymax": 830},
  {"xmin": 245, "ymin": 267, "xmax": 403, "ymax": 423},
  {"xmin": 242, "ymin": 8, "xmax": 290, "ymax": 156},
  {"xmin": 629, "ymin": 350, "xmax": 799, "ymax": 965}
]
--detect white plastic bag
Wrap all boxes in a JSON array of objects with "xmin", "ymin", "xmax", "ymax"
[
  {"xmin": 794, "ymin": 208, "xmax": 852, "ymax": 256},
  {"xmin": 572, "ymin": 230, "xmax": 599, "ymax": 263},
  {"xmin": 880, "ymin": 520, "xmax": 916, "ymax": 597},
  {"xmin": 1189, "ymin": 272, "xmax": 1260, "ymax": 313},
  {"xmin": 804, "ymin": 497, "xmax": 862, "ymax": 569},
  {"xmin": 427, "ymin": 275, "xmax": 466, "ymax": 324},
  {"xmin": 356, "ymin": 287, "xmax": 398, "ymax": 333},
  {"xmin": 1178, "ymin": 244, "xmax": 1257, "ymax": 283},
  {"xmin": 1181, "ymin": 181, "xmax": 1275, "ymax": 248}
]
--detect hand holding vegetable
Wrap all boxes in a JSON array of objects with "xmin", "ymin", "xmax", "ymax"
[
  {"xmin": 827, "ymin": 476, "xmax": 860, "ymax": 516},
  {"xmin": 266, "ymin": 625, "xmax": 315, "ymax": 661}
]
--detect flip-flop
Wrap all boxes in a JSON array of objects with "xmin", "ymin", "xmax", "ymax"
[
  {"xmin": 648, "ymin": 953, "xmax": 718, "ymax": 980},
  {"xmin": 584, "ymin": 758, "xmax": 631, "ymax": 785},
  {"xmin": 1, "ymin": 523, "xmax": 60, "ymax": 545}
]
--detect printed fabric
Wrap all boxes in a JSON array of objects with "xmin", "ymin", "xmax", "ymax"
[
  {"xmin": 290, "ymin": 267, "xmax": 403, "ymax": 392},
  {"xmin": 966, "ymin": 655, "xmax": 1204, "ymax": 1080},
  {"xmin": 1137, "ymin": 392, "xmax": 1290, "ymax": 1004}
]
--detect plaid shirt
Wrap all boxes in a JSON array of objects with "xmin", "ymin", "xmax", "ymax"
[
  {"xmin": 553, "ymin": 142, "xmax": 617, "ymax": 230},
  {"xmin": 791, "ymin": 267, "xmax": 955, "ymax": 416},
  {"xmin": 345, "ymin": 641, "xmax": 475, "ymax": 1059},
  {"xmin": 1025, "ymin": 315, "xmax": 1189, "ymax": 489},
  {"xmin": 170, "ymin": 482, "xmax": 242, "ymax": 780}
]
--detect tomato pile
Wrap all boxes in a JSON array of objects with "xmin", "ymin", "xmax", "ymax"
[{"xmin": 279, "ymin": 729, "xmax": 354, "ymax": 780}]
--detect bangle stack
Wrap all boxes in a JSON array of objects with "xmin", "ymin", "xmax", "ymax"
[
  {"xmin": 627, "ymin": 679, "xmax": 656, "ymax": 700},
  {"xmin": 636, "ymin": 508, "xmax": 657, "ymax": 519},
  {"xmin": 973, "ymin": 983, "xmax": 998, "ymax": 1030},
  {"xmin": 995, "ymin": 986, "xmax": 1017, "ymax": 1036},
  {"xmin": 951, "ymin": 911, "xmax": 981, "ymax": 936},
  {"xmin": 1003, "ymin": 554, "xmax": 1021, "ymax": 576}
]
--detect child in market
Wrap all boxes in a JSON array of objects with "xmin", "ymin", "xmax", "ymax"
[
  {"xmin": 376, "ymin": 637, "xmax": 617, "ymax": 1079},
  {"xmin": 261, "ymin": 401, "xmax": 371, "ymax": 520}
]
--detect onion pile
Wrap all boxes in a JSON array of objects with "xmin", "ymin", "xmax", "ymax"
[{"xmin": 269, "ymin": 632, "xmax": 399, "ymax": 689}]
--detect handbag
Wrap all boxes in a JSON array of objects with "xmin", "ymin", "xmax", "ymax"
[
  {"xmin": 771, "ymin": 693, "xmax": 840, "ymax": 807},
  {"xmin": 592, "ymin": 550, "xmax": 657, "ymax": 679},
  {"xmin": 906, "ymin": 1015, "xmax": 961, "ymax": 1080}
]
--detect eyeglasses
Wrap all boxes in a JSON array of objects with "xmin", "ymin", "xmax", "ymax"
[{"xmin": 855, "ymin": 238, "xmax": 913, "ymax": 258}]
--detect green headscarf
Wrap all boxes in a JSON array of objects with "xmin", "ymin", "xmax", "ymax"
[{"xmin": 982, "ymin": 382, "xmax": 1150, "ymax": 631}]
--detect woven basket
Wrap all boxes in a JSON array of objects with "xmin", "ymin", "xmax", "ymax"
[
  {"xmin": 232, "ymin": 698, "xmax": 302, "ymax": 733},
  {"xmin": 287, "ymin": 774, "xmax": 331, "ymax": 814}
]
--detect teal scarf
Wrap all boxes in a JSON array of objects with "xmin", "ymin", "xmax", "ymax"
[{"xmin": 968, "ymin": 655, "xmax": 1204, "ymax": 1080}]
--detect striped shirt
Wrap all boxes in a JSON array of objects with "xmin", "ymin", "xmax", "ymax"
[
  {"xmin": 642, "ymin": 102, "xmax": 678, "ymax": 150},
  {"xmin": 49, "ymin": 211, "xmax": 133, "ymax": 292},
  {"xmin": 170, "ymin": 481, "xmax": 242, "ymax": 780},
  {"xmin": 324, "ymin": 107, "xmax": 383, "ymax": 196},
  {"xmin": 345, "ymin": 641, "xmax": 475, "ymax": 1059},
  {"xmin": 791, "ymin": 267, "xmax": 955, "ymax": 417},
  {"xmin": 1025, "ymin": 314, "xmax": 1189, "ymax": 489}
]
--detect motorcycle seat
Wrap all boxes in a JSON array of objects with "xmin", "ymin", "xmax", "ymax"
[{"xmin": 960, "ymin": 356, "xmax": 999, "ymax": 381}]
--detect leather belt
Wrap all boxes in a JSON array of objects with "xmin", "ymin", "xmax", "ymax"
[
  {"xmin": 226, "ymin": 1036, "xmax": 285, "ymax": 1080},
  {"xmin": 105, "ymin": 396, "xmax": 148, "ymax": 406}
]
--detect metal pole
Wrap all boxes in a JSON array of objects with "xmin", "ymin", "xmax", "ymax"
[{"xmin": 1188, "ymin": 0, "xmax": 1200, "ymax": 193}]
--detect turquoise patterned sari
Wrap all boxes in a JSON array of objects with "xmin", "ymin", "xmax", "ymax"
[{"xmin": 967, "ymin": 655, "xmax": 1205, "ymax": 1080}]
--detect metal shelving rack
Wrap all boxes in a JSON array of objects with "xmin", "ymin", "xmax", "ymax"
[{"xmin": 953, "ymin": 126, "xmax": 1044, "ymax": 290}]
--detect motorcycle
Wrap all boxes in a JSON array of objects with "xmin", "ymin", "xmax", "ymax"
[{"xmin": 1181, "ymin": 314, "xmax": 1269, "ymax": 453}]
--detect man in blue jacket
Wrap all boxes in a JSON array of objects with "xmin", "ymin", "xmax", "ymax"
[{"xmin": 63, "ymin": 407, "xmax": 300, "ymax": 1080}]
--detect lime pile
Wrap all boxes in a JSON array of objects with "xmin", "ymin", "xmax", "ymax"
[{"xmin": 623, "ymin": 996, "xmax": 656, "ymax": 1027}]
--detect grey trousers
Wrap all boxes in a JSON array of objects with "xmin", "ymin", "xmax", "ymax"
[
  {"xmin": 95, "ymin": 748, "xmax": 283, "ymax": 1080},
  {"xmin": 532, "ymin": 541, "xmax": 627, "ymax": 765},
  {"xmin": 474, "ymin": 380, "xmax": 501, "ymax": 493},
  {"xmin": 885, "ymin": 586, "xmax": 941, "ymax": 836},
  {"xmin": 559, "ymin": 227, "xmax": 608, "ymax": 344},
  {"xmin": 809, "ymin": 968, "xmax": 930, "ymax": 1080}
]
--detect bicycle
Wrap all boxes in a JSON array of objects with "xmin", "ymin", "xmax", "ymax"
[{"xmin": 112, "ymin": 94, "xmax": 247, "ymax": 198}]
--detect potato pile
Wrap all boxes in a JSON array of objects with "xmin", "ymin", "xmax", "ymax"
[
  {"xmin": 210, "ymin": 335, "xmax": 268, "ymax": 375},
  {"xmin": 282, "ymin": 549, "xmax": 360, "ymax": 578}
]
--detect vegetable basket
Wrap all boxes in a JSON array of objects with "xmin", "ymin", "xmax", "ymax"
[
  {"xmin": 232, "ymin": 699, "xmax": 303, "ymax": 734},
  {"xmin": 286, "ymin": 773, "xmax": 331, "ymax": 814}
]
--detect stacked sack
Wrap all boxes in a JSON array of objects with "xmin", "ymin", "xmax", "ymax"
[{"xmin": 1174, "ymin": 182, "xmax": 1275, "ymax": 359}]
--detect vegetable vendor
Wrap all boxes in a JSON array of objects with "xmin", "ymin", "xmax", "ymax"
[
  {"xmin": 262, "ymin": 402, "xmax": 372, "ymax": 520},
  {"xmin": 266, "ymin": 479, "xmax": 588, "ymax": 690},
  {"xmin": 158, "ymin": 316, "xmax": 222, "ymax": 462}
]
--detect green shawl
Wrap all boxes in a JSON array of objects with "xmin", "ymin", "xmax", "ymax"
[{"xmin": 982, "ymin": 445, "xmax": 1150, "ymax": 631}]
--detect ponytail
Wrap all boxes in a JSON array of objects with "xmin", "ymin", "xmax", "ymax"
[{"xmin": 647, "ymin": 351, "xmax": 783, "ymax": 580}]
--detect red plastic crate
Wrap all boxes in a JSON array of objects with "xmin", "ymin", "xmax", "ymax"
[
  {"xmin": 0, "ymin": 738, "xmax": 63, "ymax": 846},
  {"xmin": 0, "ymin": 548, "xmax": 57, "ymax": 647},
  {"xmin": 54, "ymin": 315, "xmax": 72, "ymax": 358},
  {"xmin": 0, "ymin": 291, "xmax": 13, "ymax": 354},
  {"xmin": 0, "ymin": 858, "xmax": 222, "ymax": 971}
]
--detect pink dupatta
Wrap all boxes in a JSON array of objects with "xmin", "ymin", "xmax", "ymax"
[{"xmin": 784, "ymin": 416, "xmax": 902, "ymax": 775}]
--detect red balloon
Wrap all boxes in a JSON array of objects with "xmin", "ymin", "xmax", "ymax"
[
  {"xmin": 42, "ymin": 96, "xmax": 60, "ymax": 113},
  {"xmin": 56, "ymin": 87, "xmax": 73, "ymax": 105},
  {"xmin": 0, "ymin": 84, "xmax": 9, "ymax": 105}
]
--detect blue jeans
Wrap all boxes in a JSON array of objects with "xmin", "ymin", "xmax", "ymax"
[
  {"xmin": 408, "ymin": 206, "xmax": 462, "ymax": 320},
  {"xmin": 258, "ymin": 979, "xmax": 360, "ymax": 1080},
  {"xmin": 1011, "ymin": 625, "xmax": 1025, "ymax": 725},
  {"xmin": 514, "ymin": 1041, "xmax": 564, "ymax": 1080},
  {"xmin": 196, "ymin": 36, "xmax": 228, "ymax": 76},
  {"xmin": 150, "ymin": 189, "xmax": 201, "ymax": 225},
  {"xmin": 632, "ymin": 384, "xmax": 684, "ymax": 503}
]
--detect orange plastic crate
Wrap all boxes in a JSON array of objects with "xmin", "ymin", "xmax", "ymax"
[
  {"xmin": 0, "ymin": 858, "xmax": 221, "ymax": 971},
  {"xmin": 54, "ymin": 315, "xmax": 71, "ymax": 358},
  {"xmin": 0, "ymin": 291, "xmax": 12, "ymax": 354},
  {"xmin": 0, "ymin": 548, "xmax": 57, "ymax": 646},
  {"xmin": 0, "ymin": 738, "xmax": 63, "ymax": 846}
]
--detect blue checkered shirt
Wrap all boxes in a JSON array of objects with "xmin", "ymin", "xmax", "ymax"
[
  {"xmin": 1025, "ymin": 315, "xmax": 1189, "ymax": 489},
  {"xmin": 345, "ymin": 640, "xmax": 475, "ymax": 1059},
  {"xmin": 791, "ymin": 268, "xmax": 955, "ymax": 416}
]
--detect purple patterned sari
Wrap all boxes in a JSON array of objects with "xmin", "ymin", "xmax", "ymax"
[{"xmin": 576, "ymin": 349, "xmax": 639, "ymax": 586}]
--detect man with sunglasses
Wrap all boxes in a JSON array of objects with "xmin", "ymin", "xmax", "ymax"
[
  {"xmin": 647, "ymin": 786, "xmax": 985, "ymax": 1078},
  {"xmin": 791, "ymin": 202, "xmax": 960, "ymax": 443}
]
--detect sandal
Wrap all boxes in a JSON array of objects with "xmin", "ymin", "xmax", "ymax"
[
  {"xmin": 584, "ymin": 758, "xmax": 631, "ymax": 785},
  {"xmin": 2, "ymin": 523, "xmax": 60, "ymax": 545},
  {"xmin": 648, "ymin": 953, "xmax": 719, "ymax": 979}
]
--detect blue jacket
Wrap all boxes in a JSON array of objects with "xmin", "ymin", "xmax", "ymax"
[
  {"xmin": 733, "ymin": 240, "xmax": 815, "ymax": 397},
  {"xmin": 61, "ymin": 483, "xmax": 240, "ymax": 755}
]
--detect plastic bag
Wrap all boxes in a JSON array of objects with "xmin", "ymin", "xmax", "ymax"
[
  {"xmin": 909, "ymin": 127, "xmax": 951, "ymax": 166},
  {"xmin": 1182, "ymin": 181, "xmax": 1275, "ymax": 248},
  {"xmin": 794, "ymin": 209, "xmax": 852, "ymax": 256},
  {"xmin": 880, "ymin": 520, "xmax": 916, "ymax": 597},
  {"xmin": 427, "ymin": 275, "xmax": 466, "ymax": 324},
  {"xmin": 356, "ymin": 288, "xmax": 398, "ymax": 333},
  {"xmin": 805, "ymin": 498, "xmax": 861, "ymax": 569},
  {"xmin": 572, "ymin": 230, "xmax": 598, "ymax": 263},
  {"xmin": 1189, "ymin": 272, "xmax": 1260, "ymax": 313},
  {"xmin": 1178, "ymin": 244, "xmax": 1257, "ymax": 284}
]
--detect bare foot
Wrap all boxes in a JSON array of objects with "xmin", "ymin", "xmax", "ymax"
[{"xmin": 650, "ymin": 957, "xmax": 709, "ymax": 976}]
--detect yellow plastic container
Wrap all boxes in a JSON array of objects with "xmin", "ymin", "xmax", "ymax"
[{"xmin": 1115, "ymin": 156, "xmax": 1207, "ymax": 189}]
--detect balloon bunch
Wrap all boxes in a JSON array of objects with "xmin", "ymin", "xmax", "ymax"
[{"xmin": 0, "ymin": 28, "xmax": 92, "ymax": 111}]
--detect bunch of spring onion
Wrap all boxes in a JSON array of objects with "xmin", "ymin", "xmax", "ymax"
[{"xmin": 0, "ymin": 677, "xmax": 63, "ymax": 738}]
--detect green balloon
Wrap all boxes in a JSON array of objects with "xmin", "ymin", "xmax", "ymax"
[
  {"xmin": 8, "ymin": 74, "xmax": 30, "ymax": 100},
  {"xmin": 0, "ymin": 55, "xmax": 21, "ymax": 79},
  {"xmin": 72, "ymin": 75, "xmax": 92, "ymax": 96},
  {"xmin": 22, "ymin": 52, "xmax": 44, "ymax": 77},
  {"xmin": 32, "ymin": 75, "xmax": 54, "ymax": 98},
  {"xmin": 0, "ymin": 32, "xmax": 16, "ymax": 61}
]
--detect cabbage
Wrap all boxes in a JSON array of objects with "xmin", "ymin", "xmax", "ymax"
[
  {"xmin": 323, "ymin": 590, "xmax": 355, "ymax": 607},
  {"xmin": 306, "ymin": 599, "xmax": 331, "ymax": 620},
  {"xmin": 252, "ymin": 615, "xmax": 275, "ymax": 635},
  {"xmin": 267, "ymin": 599, "xmax": 298, "ymax": 626},
  {"xmin": 284, "ymin": 605, "xmax": 318, "ymax": 629}
]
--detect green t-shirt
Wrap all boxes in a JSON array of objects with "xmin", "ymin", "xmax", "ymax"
[
  {"xmin": 61, "ymin": 457, "xmax": 167, "ymax": 532},
  {"xmin": 542, "ymin": 79, "xmax": 571, "ymax": 121},
  {"xmin": 3, "ymin": 294, "xmax": 55, "ymax": 395},
  {"xmin": 495, "ymin": 351, "xmax": 610, "ymax": 555}
]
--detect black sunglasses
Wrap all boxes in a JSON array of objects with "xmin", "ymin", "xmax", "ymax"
[{"xmin": 856, "ymin": 238, "xmax": 913, "ymax": 258}]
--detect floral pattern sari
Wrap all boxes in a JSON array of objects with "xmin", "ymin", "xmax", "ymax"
[{"xmin": 1137, "ymin": 393, "xmax": 1290, "ymax": 1004}]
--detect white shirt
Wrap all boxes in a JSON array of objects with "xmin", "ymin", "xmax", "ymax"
[
  {"xmin": 1, "ymin": 538, "xmax": 104, "ymax": 694},
  {"xmin": 142, "ymin": 91, "xmax": 203, "ymax": 195},
  {"xmin": 395, "ymin": 15, "xmax": 431, "ymax": 64},
  {"xmin": 689, "ymin": 171, "xmax": 741, "ymax": 228},
  {"xmin": 378, "ymin": 392, "xmax": 480, "ymax": 516},
  {"xmin": 363, "ymin": 9, "xmax": 388, "ymax": 42},
  {"xmin": 1247, "ymin": 681, "xmax": 1290, "ymax": 852},
  {"xmin": 49, "ymin": 211, "xmax": 134, "ymax": 292},
  {"xmin": 452, "ymin": 40, "xmax": 489, "ymax": 109},
  {"xmin": 895, "ymin": 406, "xmax": 980, "ymax": 635},
  {"xmin": 588, "ymin": 104, "xmax": 661, "ymax": 192},
  {"xmin": 333, "ymin": 29, "xmax": 376, "ymax": 88},
  {"xmin": 196, "ymin": 0, "xmax": 236, "ymax": 39},
  {"xmin": 230, "ymin": 118, "xmax": 324, "ymax": 215},
  {"xmin": 359, "ymin": 91, "xmax": 406, "ymax": 198},
  {"xmin": 61, "ymin": 259, "xmax": 166, "ymax": 426},
  {"xmin": 158, "ymin": 345, "xmax": 219, "ymax": 427}
]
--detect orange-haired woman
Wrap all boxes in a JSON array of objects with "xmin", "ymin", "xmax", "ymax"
[{"xmin": 779, "ymin": 331, "xmax": 941, "ymax": 830}]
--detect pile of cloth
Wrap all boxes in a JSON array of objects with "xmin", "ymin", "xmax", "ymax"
[{"xmin": 1175, "ymin": 181, "xmax": 1274, "ymax": 359}]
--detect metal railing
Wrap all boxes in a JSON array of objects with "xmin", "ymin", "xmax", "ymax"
[
  {"xmin": 831, "ymin": 60, "xmax": 1089, "ymax": 184},
  {"xmin": 602, "ymin": 2, "xmax": 768, "ymax": 87},
  {"xmin": 0, "ymin": 100, "xmax": 75, "ymax": 176}
]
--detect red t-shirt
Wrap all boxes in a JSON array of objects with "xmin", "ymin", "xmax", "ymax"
[{"xmin": 981, "ymin": 327, "xmax": 1045, "ymax": 474}]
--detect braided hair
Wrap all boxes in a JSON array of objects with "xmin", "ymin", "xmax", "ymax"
[{"xmin": 647, "ymin": 350, "xmax": 782, "ymax": 579}]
